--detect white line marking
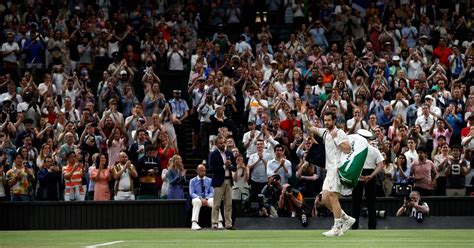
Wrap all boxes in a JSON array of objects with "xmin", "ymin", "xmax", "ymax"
[{"xmin": 85, "ymin": 241, "xmax": 125, "ymax": 248}]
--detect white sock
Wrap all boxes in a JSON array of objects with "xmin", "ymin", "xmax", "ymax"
[
  {"xmin": 334, "ymin": 218, "xmax": 343, "ymax": 228},
  {"xmin": 341, "ymin": 210, "xmax": 348, "ymax": 220}
]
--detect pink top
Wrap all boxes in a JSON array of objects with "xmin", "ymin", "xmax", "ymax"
[
  {"xmin": 432, "ymin": 128, "xmax": 451, "ymax": 148},
  {"xmin": 411, "ymin": 160, "xmax": 436, "ymax": 190},
  {"xmin": 108, "ymin": 138, "xmax": 125, "ymax": 167},
  {"xmin": 90, "ymin": 167, "xmax": 110, "ymax": 201}
]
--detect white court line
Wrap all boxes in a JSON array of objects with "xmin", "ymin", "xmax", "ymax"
[{"xmin": 85, "ymin": 241, "xmax": 125, "ymax": 248}]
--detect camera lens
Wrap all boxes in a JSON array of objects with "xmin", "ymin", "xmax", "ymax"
[{"xmin": 416, "ymin": 211, "xmax": 424, "ymax": 223}]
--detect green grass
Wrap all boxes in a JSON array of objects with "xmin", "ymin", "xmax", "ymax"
[{"xmin": 0, "ymin": 229, "xmax": 473, "ymax": 248}]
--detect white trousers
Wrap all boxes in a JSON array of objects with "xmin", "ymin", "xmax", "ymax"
[
  {"xmin": 192, "ymin": 197, "xmax": 222, "ymax": 223},
  {"xmin": 114, "ymin": 191, "xmax": 136, "ymax": 200}
]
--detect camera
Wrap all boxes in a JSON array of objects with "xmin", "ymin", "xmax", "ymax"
[
  {"xmin": 375, "ymin": 210, "xmax": 386, "ymax": 218},
  {"xmin": 416, "ymin": 211, "xmax": 424, "ymax": 223},
  {"xmin": 244, "ymin": 194, "xmax": 265, "ymax": 217},
  {"xmin": 286, "ymin": 185, "xmax": 293, "ymax": 193},
  {"xmin": 301, "ymin": 210, "xmax": 308, "ymax": 227}
]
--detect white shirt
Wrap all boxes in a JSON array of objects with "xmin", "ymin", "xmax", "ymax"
[
  {"xmin": 64, "ymin": 88, "xmax": 80, "ymax": 104},
  {"xmin": 236, "ymin": 40, "xmax": 252, "ymax": 54},
  {"xmin": 38, "ymin": 83, "xmax": 57, "ymax": 96},
  {"xmin": 311, "ymin": 85, "xmax": 325, "ymax": 96},
  {"xmin": 273, "ymin": 81, "xmax": 286, "ymax": 93},
  {"xmin": 417, "ymin": 106, "xmax": 441, "ymax": 118},
  {"xmin": 219, "ymin": 149, "xmax": 230, "ymax": 177},
  {"xmin": 315, "ymin": 127, "xmax": 348, "ymax": 169},
  {"xmin": 346, "ymin": 118, "xmax": 368, "ymax": 133},
  {"xmin": 116, "ymin": 164, "xmax": 132, "ymax": 191},
  {"xmin": 242, "ymin": 130, "xmax": 261, "ymax": 157},
  {"xmin": 1, "ymin": 42, "xmax": 19, "ymax": 63},
  {"xmin": 199, "ymin": 103, "xmax": 217, "ymax": 123},
  {"xmin": 248, "ymin": 152, "xmax": 272, "ymax": 183},
  {"xmin": 266, "ymin": 158, "xmax": 292, "ymax": 185},
  {"xmin": 415, "ymin": 114, "xmax": 436, "ymax": 133},
  {"xmin": 167, "ymin": 50, "xmax": 184, "ymax": 71},
  {"xmin": 364, "ymin": 145, "xmax": 384, "ymax": 169},
  {"xmin": 404, "ymin": 149, "xmax": 419, "ymax": 166},
  {"xmin": 391, "ymin": 99, "xmax": 409, "ymax": 123},
  {"xmin": 0, "ymin": 92, "xmax": 22, "ymax": 103},
  {"xmin": 191, "ymin": 88, "xmax": 206, "ymax": 108},
  {"xmin": 331, "ymin": 98, "xmax": 348, "ymax": 118},
  {"xmin": 407, "ymin": 60, "xmax": 423, "ymax": 80},
  {"xmin": 52, "ymin": 72, "xmax": 65, "ymax": 96},
  {"xmin": 61, "ymin": 107, "xmax": 81, "ymax": 123}
]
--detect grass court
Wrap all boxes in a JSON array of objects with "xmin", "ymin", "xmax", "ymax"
[{"xmin": 0, "ymin": 229, "xmax": 473, "ymax": 248}]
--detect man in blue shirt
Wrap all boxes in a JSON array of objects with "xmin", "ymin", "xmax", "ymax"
[
  {"xmin": 189, "ymin": 164, "xmax": 222, "ymax": 230},
  {"xmin": 169, "ymin": 90, "xmax": 189, "ymax": 156},
  {"xmin": 369, "ymin": 89, "xmax": 389, "ymax": 122},
  {"xmin": 22, "ymin": 31, "xmax": 44, "ymax": 69}
]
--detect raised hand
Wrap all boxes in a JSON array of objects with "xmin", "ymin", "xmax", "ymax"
[{"xmin": 301, "ymin": 100, "xmax": 308, "ymax": 114}]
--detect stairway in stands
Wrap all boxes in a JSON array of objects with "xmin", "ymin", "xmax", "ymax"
[{"xmin": 181, "ymin": 119, "xmax": 206, "ymax": 198}]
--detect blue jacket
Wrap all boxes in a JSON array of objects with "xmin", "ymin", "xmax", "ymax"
[{"xmin": 208, "ymin": 149, "xmax": 236, "ymax": 187}]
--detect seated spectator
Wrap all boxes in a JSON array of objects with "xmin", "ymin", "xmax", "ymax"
[
  {"xmin": 189, "ymin": 164, "xmax": 223, "ymax": 230},
  {"xmin": 112, "ymin": 152, "xmax": 138, "ymax": 201},
  {"xmin": 396, "ymin": 191, "xmax": 429, "ymax": 223}
]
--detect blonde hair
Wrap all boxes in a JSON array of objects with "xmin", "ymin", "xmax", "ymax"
[{"xmin": 168, "ymin": 154, "xmax": 183, "ymax": 171}]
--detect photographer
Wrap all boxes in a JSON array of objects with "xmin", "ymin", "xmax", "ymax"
[
  {"xmin": 258, "ymin": 174, "xmax": 282, "ymax": 218},
  {"xmin": 396, "ymin": 191, "xmax": 429, "ymax": 222},
  {"xmin": 277, "ymin": 183, "xmax": 308, "ymax": 227}
]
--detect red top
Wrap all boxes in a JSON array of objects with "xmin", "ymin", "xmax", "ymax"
[
  {"xmin": 433, "ymin": 47, "xmax": 453, "ymax": 68},
  {"xmin": 280, "ymin": 118, "xmax": 301, "ymax": 142},
  {"xmin": 159, "ymin": 147, "xmax": 176, "ymax": 170}
]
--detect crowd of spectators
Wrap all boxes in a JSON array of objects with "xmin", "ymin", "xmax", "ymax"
[{"xmin": 0, "ymin": 0, "xmax": 473, "ymax": 210}]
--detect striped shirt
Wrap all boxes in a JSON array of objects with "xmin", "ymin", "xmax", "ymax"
[{"xmin": 63, "ymin": 164, "xmax": 84, "ymax": 194}]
